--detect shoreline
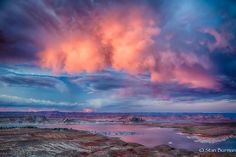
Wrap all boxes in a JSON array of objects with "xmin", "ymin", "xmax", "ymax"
[
  {"xmin": 0, "ymin": 127, "xmax": 197, "ymax": 157},
  {"xmin": 176, "ymin": 132, "xmax": 236, "ymax": 143},
  {"xmin": 1, "ymin": 122, "xmax": 236, "ymax": 144}
]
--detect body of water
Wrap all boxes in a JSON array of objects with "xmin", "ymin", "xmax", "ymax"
[{"xmin": 38, "ymin": 123, "xmax": 236, "ymax": 152}]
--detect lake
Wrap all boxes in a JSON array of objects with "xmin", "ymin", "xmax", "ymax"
[{"xmin": 38, "ymin": 123, "xmax": 236, "ymax": 152}]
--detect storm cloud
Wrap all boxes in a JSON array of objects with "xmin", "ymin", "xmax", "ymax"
[{"xmin": 0, "ymin": 0, "xmax": 236, "ymax": 111}]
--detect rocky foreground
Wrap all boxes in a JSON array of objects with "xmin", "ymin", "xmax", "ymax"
[{"xmin": 0, "ymin": 128, "xmax": 235, "ymax": 157}]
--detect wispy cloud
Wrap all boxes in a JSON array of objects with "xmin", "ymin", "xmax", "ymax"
[
  {"xmin": 0, "ymin": 94, "xmax": 82, "ymax": 108},
  {"xmin": 0, "ymin": 0, "xmax": 236, "ymax": 112}
]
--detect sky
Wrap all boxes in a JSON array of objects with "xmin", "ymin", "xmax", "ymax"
[{"xmin": 0, "ymin": 0, "xmax": 236, "ymax": 112}]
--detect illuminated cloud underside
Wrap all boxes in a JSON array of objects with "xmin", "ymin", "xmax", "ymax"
[
  {"xmin": 38, "ymin": 3, "xmax": 217, "ymax": 89},
  {"xmin": 0, "ymin": 0, "xmax": 236, "ymax": 112}
]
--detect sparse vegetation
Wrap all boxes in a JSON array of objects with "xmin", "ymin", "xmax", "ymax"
[
  {"xmin": 130, "ymin": 117, "xmax": 145, "ymax": 123},
  {"xmin": 0, "ymin": 128, "xmax": 197, "ymax": 157}
]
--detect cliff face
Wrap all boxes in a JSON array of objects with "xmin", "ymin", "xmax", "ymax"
[{"xmin": 0, "ymin": 128, "xmax": 197, "ymax": 157}]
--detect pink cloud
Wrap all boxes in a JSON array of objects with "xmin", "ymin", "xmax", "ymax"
[
  {"xmin": 201, "ymin": 28, "xmax": 229, "ymax": 51},
  {"xmin": 82, "ymin": 108, "xmax": 94, "ymax": 113},
  {"xmin": 37, "ymin": 5, "xmax": 218, "ymax": 89}
]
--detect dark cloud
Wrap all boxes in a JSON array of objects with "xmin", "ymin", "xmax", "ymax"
[
  {"xmin": 0, "ymin": 75, "xmax": 56, "ymax": 88},
  {"xmin": 71, "ymin": 72, "xmax": 141, "ymax": 91},
  {"xmin": 0, "ymin": 65, "xmax": 235, "ymax": 112},
  {"xmin": 0, "ymin": 0, "xmax": 236, "ymax": 111},
  {"xmin": 70, "ymin": 70, "xmax": 236, "ymax": 102},
  {"xmin": 0, "ymin": 65, "xmax": 67, "ymax": 92}
]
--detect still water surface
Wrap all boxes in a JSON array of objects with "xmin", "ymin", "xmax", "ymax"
[{"xmin": 39, "ymin": 123, "xmax": 236, "ymax": 152}]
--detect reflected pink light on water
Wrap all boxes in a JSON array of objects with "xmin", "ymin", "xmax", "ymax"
[{"xmin": 41, "ymin": 124, "xmax": 189, "ymax": 148}]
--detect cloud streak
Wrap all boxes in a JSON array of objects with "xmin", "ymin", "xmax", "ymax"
[
  {"xmin": 0, "ymin": 94, "xmax": 82, "ymax": 108},
  {"xmin": 0, "ymin": 0, "xmax": 236, "ymax": 112}
]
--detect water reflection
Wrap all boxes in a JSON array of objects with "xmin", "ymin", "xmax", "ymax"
[{"xmin": 39, "ymin": 123, "xmax": 236, "ymax": 152}]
